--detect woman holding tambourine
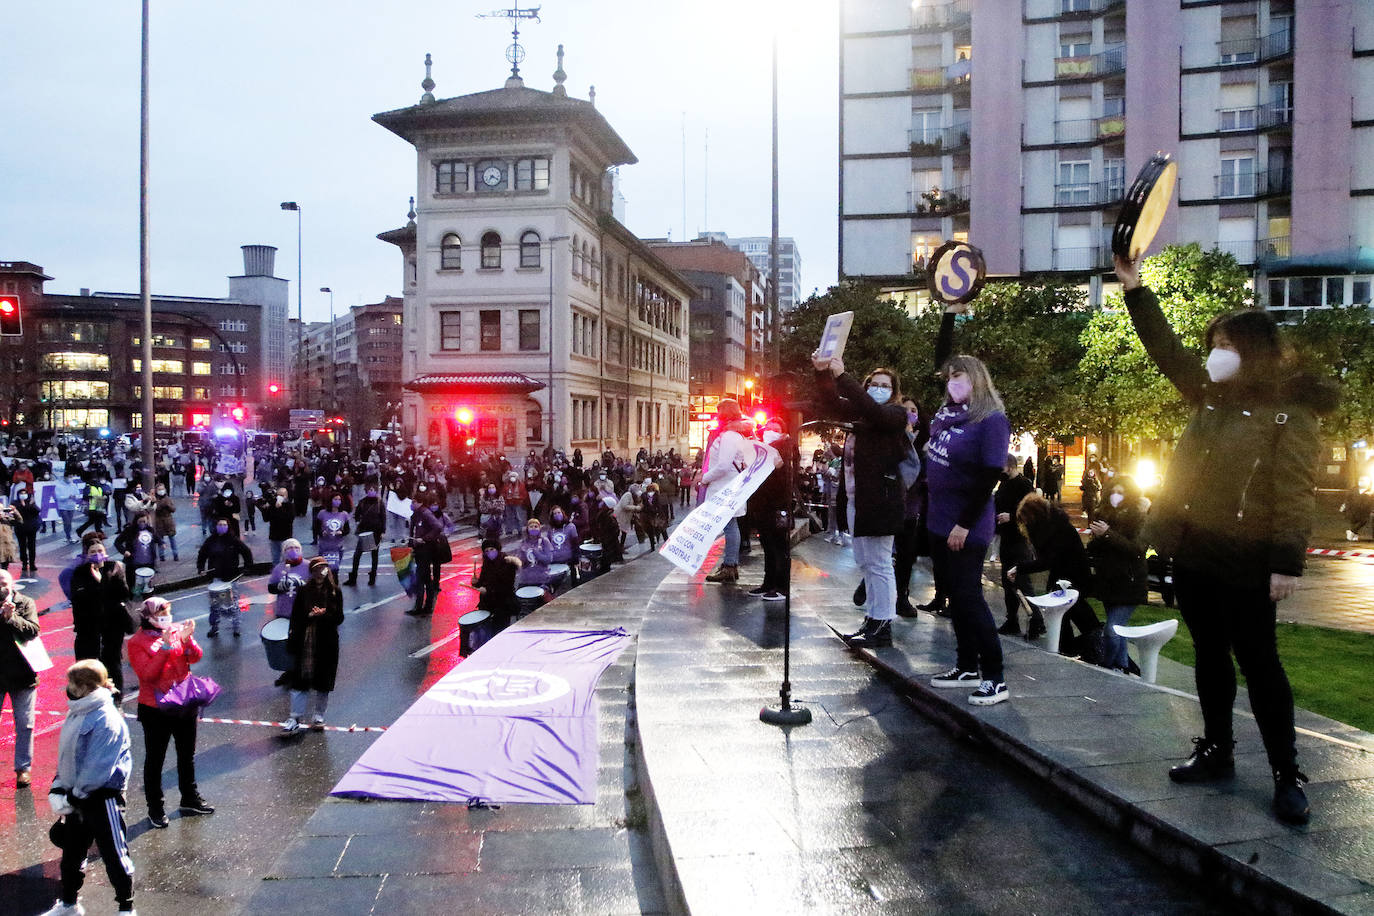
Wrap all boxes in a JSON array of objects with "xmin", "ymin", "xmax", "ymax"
[{"xmin": 1115, "ymin": 252, "xmax": 1336, "ymax": 826}]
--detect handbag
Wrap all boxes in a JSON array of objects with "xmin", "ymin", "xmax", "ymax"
[
  {"xmin": 156, "ymin": 674, "xmax": 222, "ymax": 715},
  {"xmin": 432, "ymin": 534, "xmax": 453, "ymax": 565}
]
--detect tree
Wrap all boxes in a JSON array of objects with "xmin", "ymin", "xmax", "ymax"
[
  {"xmin": 1079, "ymin": 244, "xmax": 1252, "ymax": 442},
  {"xmin": 1285, "ymin": 305, "xmax": 1368, "ymax": 444}
]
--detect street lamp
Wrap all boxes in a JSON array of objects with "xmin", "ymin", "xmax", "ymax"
[
  {"xmin": 744, "ymin": 377, "xmax": 755, "ymax": 410},
  {"xmin": 280, "ymin": 201, "xmax": 302, "ymax": 409},
  {"xmin": 320, "ymin": 286, "xmax": 335, "ymax": 412}
]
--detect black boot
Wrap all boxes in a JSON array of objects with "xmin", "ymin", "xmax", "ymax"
[
  {"xmin": 997, "ymin": 617, "xmax": 1021, "ymax": 635},
  {"xmin": 852, "ymin": 580, "xmax": 866, "ymax": 606},
  {"xmin": 847, "ymin": 618, "xmax": 893, "ymax": 649},
  {"xmin": 841, "ymin": 617, "xmax": 873, "ymax": 641},
  {"xmin": 896, "ymin": 594, "xmax": 919, "ymax": 618},
  {"xmin": 1025, "ymin": 610, "xmax": 1046, "ymax": 640},
  {"xmin": 1168, "ymin": 737, "xmax": 1236, "ymax": 784},
  {"xmin": 1272, "ymin": 766, "xmax": 1311, "ymax": 825},
  {"xmin": 343, "ymin": 575, "xmax": 357, "ymax": 587}
]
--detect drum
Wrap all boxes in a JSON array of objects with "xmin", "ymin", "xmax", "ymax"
[
  {"xmin": 133, "ymin": 567, "xmax": 155, "ymax": 598},
  {"xmin": 547, "ymin": 563, "xmax": 571, "ymax": 594},
  {"xmin": 259, "ymin": 616, "xmax": 294, "ymax": 672},
  {"xmin": 1112, "ymin": 154, "xmax": 1177, "ymax": 260},
  {"xmin": 208, "ymin": 581, "xmax": 237, "ymax": 614},
  {"xmin": 459, "ymin": 609, "xmax": 494, "ymax": 656},
  {"xmin": 578, "ymin": 543, "xmax": 604, "ymax": 581},
  {"xmin": 516, "ymin": 586, "xmax": 546, "ymax": 619}
]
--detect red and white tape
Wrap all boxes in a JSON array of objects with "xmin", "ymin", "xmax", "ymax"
[
  {"xmin": 24, "ymin": 710, "xmax": 386, "ymax": 734},
  {"xmin": 1306, "ymin": 546, "xmax": 1374, "ymax": 560}
]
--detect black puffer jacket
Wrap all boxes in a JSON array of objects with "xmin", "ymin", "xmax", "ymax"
[
  {"xmin": 1125, "ymin": 287, "xmax": 1338, "ymax": 587},
  {"xmin": 1086, "ymin": 499, "xmax": 1148, "ymax": 606},
  {"xmin": 813, "ymin": 371, "xmax": 908, "ymax": 537}
]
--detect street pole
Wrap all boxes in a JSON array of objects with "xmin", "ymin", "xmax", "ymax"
[
  {"xmin": 280, "ymin": 202, "xmax": 302, "ymax": 409},
  {"xmin": 321, "ymin": 287, "xmax": 334, "ymax": 414},
  {"xmin": 138, "ymin": 0, "xmax": 155, "ymax": 489},
  {"xmin": 769, "ymin": 33, "xmax": 781, "ymax": 378},
  {"xmin": 547, "ymin": 235, "xmax": 569, "ymax": 451}
]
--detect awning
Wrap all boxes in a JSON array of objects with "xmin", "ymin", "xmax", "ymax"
[{"xmin": 404, "ymin": 372, "xmax": 546, "ymax": 395}]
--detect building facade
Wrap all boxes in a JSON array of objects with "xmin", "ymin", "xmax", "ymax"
[
  {"xmin": 839, "ymin": 0, "xmax": 1374, "ymax": 309},
  {"xmin": 0, "ymin": 252, "xmax": 270, "ymax": 435},
  {"xmin": 700, "ymin": 233, "xmax": 803, "ymax": 313},
  {"xmin": 295, "ymin": 297, "xmax": 406, "ymax": 434},
  {"xmin": 375, "ymin": 54, "xmax": 692, "ymax": 463}
]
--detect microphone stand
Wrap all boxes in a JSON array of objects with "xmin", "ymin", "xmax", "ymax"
[{"xmin": 761, "ymin": 432, "xmax": 811, "ymax": 727}]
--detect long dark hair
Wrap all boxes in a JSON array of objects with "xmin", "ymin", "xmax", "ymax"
[{"xmin": 1205, "ymin": 309, "xmax": 1289, "ymax": 385}]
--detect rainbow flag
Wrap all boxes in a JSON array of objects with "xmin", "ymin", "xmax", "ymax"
[{"xmin": 390, "ymin": 545, "xmax": 418, "ymax": 597}]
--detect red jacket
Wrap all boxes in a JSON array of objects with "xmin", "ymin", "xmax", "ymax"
[{"xmin": 127, "ymin": 625, "xmax": 204, "ymax": 707}]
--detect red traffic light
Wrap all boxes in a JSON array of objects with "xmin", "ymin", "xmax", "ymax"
[
  {"xmin": 267, "ymin": 382, "xmax": 281, "ymax": 396},
  {"xmin": 230, "ymin": 406, "xmax": 246, "ymax": 422},
  {"xmin": 0, "ymin": 299, "xmax": 15, "ymax": 314},
  {"xmin": 0, "ymin": 295, "xmax": 21, "ymax": 337},
  {"xmin": 454, "ymin": 406, "xmax": 474, "ymax": 425}
]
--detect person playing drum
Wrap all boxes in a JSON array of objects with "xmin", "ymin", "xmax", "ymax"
[{"xmin": 196, "ymin": 517, "xmax": 254, "ymax": 638}]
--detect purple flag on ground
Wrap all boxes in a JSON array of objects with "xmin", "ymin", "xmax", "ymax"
[{"xmin": 331, "ymin": 627, "xmax": 631, "ymax": 805}]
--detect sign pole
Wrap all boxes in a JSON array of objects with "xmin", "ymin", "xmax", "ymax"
[{"xmin": 760, "ymin": 424, "xmax": 811, "ymax": 727}]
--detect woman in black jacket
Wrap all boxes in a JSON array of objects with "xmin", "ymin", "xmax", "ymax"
[
  {"xmin": 1086, "ymin": 476, "xmax": 1149, "ymax": 673},
  {"xmin": 1010, "ymin": 493, "xmax": 1104, "ymax": 661},
  {"xmin": 282, "ymin": 557, "xmax": 344, "ymax": 733},
  {"xmin": 69, "ymin": 534, "xmax": 134, "ymax": 694},
  {"xmin": 1117, "ymin": 254, "xmax": 1336, "ymax": 826},
  {"xmin": 811, "ymin": 351, "xmax": 909, "ymax": 648},
  {"xmin": 12, "ymin": 491, "xmax": 41, "ymax": 578}
]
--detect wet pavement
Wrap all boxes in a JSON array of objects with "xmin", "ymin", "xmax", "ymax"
[{"xmin": 3, "ymin": 495, "xmax": 1373, "ymax": 914}]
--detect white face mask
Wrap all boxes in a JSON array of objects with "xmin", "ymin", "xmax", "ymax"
[
  {"xmin": 867, "ymin": 386, "xmax": 892, "ymax": 404},
  {"xmin": 762, "ymin": 430, "xmax": 784, "ymax": 446},
  {"xmin": 1205, "ymin": 348, "xmax": 1242, "ymax": 383},
  {"xmin": 1108, "ymin": 492, "xmax": 1125, "ymax": 508},
  {"xmin": 154, "ymin": 615, "xmax": 173, "ymax": 629}
]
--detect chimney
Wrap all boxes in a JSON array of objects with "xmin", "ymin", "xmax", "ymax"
[
  {"xmin": 241, "ymin": 245, "xmax": 277, "ymax": 277},
  {"xmin": 79, "ymin": 288, "xmax": 90, "ymax": 297}
]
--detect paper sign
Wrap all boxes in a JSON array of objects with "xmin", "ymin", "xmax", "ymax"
[
  {"xmin": 17, "ymin": 635, "xmax": 54, "ymax": 674},
  {"xmin": 817, "ymin": 311, "xmax": 854, "ymax": 361},
  {"xmin": 386, "ymin": 492, "xmax": 413, "ymax": 520},
  {"xmin": 660, "ymin": 442, "xmax": 775, "ymax": 575}
]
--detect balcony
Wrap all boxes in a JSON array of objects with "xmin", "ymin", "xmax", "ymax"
[
  {"xmin": 1053, "ymin": 181, "xmax": 1125, "ymax": 207},
  {"xmin": 1216, "ymin": 29, "xmax": 1293, "ymax": 66},
  {"xmin": 1052, "ymin": 247, "xmax": 1109, "ymax": 271},
  {"xmin": 911, "ymin": 63, "xmax": 972, "ymax": 94},
  {"xmin": 1036, "ymin": 0, "xmax": 1126, "ymax": 17},
  {"xmin": 1258, "ymin": 101, "xmax": 1293, "ymax": 130},
  {"xmin": 1054, "ymin": 45, "xmax": 1125, "ymax": 79},
  {"xmin": 1258, "ymin": 235, "xmax": 1291, "ymax": 265},
  {"xmin": 1213, "ymin": 167, "xmax": 1291, "ymax": 200},
  {"xmin": 908, "ymin": 122, "xmax": 971, "ymax": 156},
  {"xmin": 1213, "ymin": 239, "xmax": 1257, "ymax": 264},
  {"xmin": 912, "ymin": 0, "xmax": 970, "ymax": 32},
  {"xmin": 1217, "ymin": 106, "xmax": 1258, "ymax": 133},
  {"xmin": 907, "ymin": 185, "xmax": 970, "ymax": 216},
  {"xmin": 1053, "ymin": 114, "xmax": 1126, "ymax": 143}
]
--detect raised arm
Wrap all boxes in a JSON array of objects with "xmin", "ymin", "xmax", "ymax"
[{"xmin": 1115, "ymin": 255, "xmax": 1207, "ymax": 403}]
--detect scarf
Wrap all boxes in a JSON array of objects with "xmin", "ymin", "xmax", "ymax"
[{"xmin": 55, "ymin": 688, "xmax": 114, "ymax": 791}]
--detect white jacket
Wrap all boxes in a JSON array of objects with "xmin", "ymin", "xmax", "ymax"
[{"xmin": 700, "ymin": 430, "xmax": 751, "ymax": 519}]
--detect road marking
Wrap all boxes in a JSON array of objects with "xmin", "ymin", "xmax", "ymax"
[{"xmin": 408, "ymin": 627, "xmax": 463, "ymax": 658}]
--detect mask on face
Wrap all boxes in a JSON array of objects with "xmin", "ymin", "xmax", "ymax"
[
  {"xmin": 154, "ymin": 614, "xmax": 174, "ymax": 629},
  {"xmin": 331, "ymin": 499, "xmax": 342, "ymax": 509},
  {"xmin": 867, "ymin": 386, "xmax": 892, "ymax": 404},
  {"xmin": 552, "ymin": 513, "xmax": 565, "ymax": 524},
  {"xmin": 484, "ymin": 549, "xmax": 499, "ymax": 561},
  {"xmin": 215, "ymin": 524, "xmax": 229, "ymax": 535},
  {"xmin": 222, "ymin": 490, "xmax": 232, "ymax": 498},
  {"xmin": 1108, "ymin": 492, "xmax": 1125, "ymax": 508},
  {"xmin": 285, "ymin": 550, "xmax": 302, "ymax": 565},
  {"xmin": 1205, "ymin": 347, "xmax": 1242, "ymax": 383},
  {"xmin": 366, "ymin": 490, "xmax": 377, "ymax": 499},
  {"xmin": 906, "ymin": 410, "xmax": 920, "ymax": 425},
  {"xmin": 946, "ymin": 376, "xmax": 973, "ymax": 404},
  {"xmin": 88, "ymin": 553, "xmax": 105, "ymax": 566},
  {"xmin": 18, "ymin": 494, "xmax": 28, "ymax": 502},
  {"xmin": 156, "ymin": 488, "xmax": 166, "ymax": 496}
]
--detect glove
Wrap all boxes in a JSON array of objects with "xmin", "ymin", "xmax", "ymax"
[{"xmin": 48, "ymin": 789, "xmax": 74, "ymax": 816}]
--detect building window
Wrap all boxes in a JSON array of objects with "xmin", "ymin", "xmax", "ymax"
[
  {"xmin": 572, "ymin": 235, "xmax": 583, "ymax": 277},
  {"xmin": 436, "ymin": 160, "xmax": 467, "ymax": 194},
  {"xmin": 192, "ymin": 387, "xmax": 209, "ymax": 400},
  {"xmin": 480, "ymin": 310, "xmax": 501, "ymax": 351},
  {"xmin": 1056, "ymin": 160, "xmax": 1091, "ymax": 205},
  {"xmin": 40, "ymin": 352, "xmax": 110, "ymax": 372},
  {"xmin": 514, "ymin": 157, "xmax": 550, "ymax": 191},
  {"xmin": 131, "ymin": 358, "xmax": 185, "ymax": 374},
  {"xmin": 191, "ymin": 337, "xmax": 210, "ymax": 350},
  {"xmin": 520, "ymin": 231, "xmax": 541, "ymax": 268},
  {"xmin": 518, "ymin": 310, "xmax": 541, "ymax": 351},
  {"xmin": 440, "ymin": 312, "xmax": 461, "ymax": 350},
  {"xmin": 440, "ymin": 233, "xmax": 462, "ymax": 270},
  {"xmin": 1219, "ymin": 156, "xmax": 1255, "ymax": 198},
  {"xmin": 481, "ymin": 232, "xmax": 502, "ymax": 269},
  {"xmin": 42, "ymin": 380, "xmax": 110, "ymax": 400},
  {"xmin": 1219, "ymin": 107, "xmax": 1256, "ymax": 132},
  {"xmin": 192, "ymin": 361, "xmax": 212, "ymax": 376},
  {"xmin": 218, "ymin": 319, "xmax": 248, "ymax": 333}
]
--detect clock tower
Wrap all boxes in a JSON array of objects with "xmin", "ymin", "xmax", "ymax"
[{"xmin": 375, "ymin": 49, "xmax": 692, "ymax": 464}]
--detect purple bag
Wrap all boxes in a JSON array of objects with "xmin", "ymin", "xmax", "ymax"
[{"xmin": 156, "ymin": 674, "xmax": 222, "ymax": 715}]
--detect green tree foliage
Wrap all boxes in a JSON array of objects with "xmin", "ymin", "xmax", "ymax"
[
  {"xmin": 1079, "ymin": 244, "xmax": 1251, "ymax": 441},
  {"xmin": 1285, "ymin": 305, "xmax": 1369, "ymax": 443}
]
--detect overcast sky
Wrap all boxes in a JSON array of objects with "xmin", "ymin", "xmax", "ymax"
[{"xmin": 1, "ymin": 0, "xmax": 839, "ymax": 322}]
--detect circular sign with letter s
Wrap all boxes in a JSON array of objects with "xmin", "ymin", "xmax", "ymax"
[{"xmin": 925, "ymin": 240, "xmax": 988, "ymax": 308}]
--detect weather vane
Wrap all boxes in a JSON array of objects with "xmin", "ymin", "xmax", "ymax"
[{"xmin": 477, "ymin": 1, "xmax": 541, "ymax": 79}]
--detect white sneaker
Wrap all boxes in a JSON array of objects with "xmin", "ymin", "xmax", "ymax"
[
  {"xmin": 39, "ymin": 900, "xmax": 85, "ymax": 916},
  {"xmin": 310, "ymin": 715, "xmax": 326, "ymax": 731},
  {"xmin": 969, "ymin": 680, "xmax": 1009, "ymax": 706},
  {"xmin": 1347, "ymin": 530, "xmax": 1360, "ymax": 542},
  {"xmin": 281, "ymin": 717, "xmax": 302, "ymax": 734}
]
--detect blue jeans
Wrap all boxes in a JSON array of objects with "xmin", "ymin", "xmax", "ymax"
[
  {"xmin": 722, "ymin": 518, "xmax": 741, "ymax": 565},
  {"xmin": 59, "ymin": 509, "xmax": 75, "ymax": 542},
  {"xmin": 930, "ymin": 537, "xmax": 1003, "ymax": 682},
  {"xmin": 269, "ymin": 539, "xmax": 283, "ymax": 566},
  {"xmin": 852, "ymin": 534, "xmax": 897, "ymax": 621},
  {"xmin": 1103, "ymin": 604, "xmax": 1136, "ymax": 669},
  {"xmin": 3, "ymin": 685, "xmax": 35, "ymax": 771}
]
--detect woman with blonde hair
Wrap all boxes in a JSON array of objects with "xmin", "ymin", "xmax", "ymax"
[{"xmin": 925, "ymin": 353, "xmax": 1013, "ymax": 705}]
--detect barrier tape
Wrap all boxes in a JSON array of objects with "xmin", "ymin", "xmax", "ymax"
[
  {"xmin": 19, "ymin": 709, "xmax": 386, "ymax": 734},
  {"xmin": 1306, "ymin": 547, "xmax": 1374, "ymax": 560}
]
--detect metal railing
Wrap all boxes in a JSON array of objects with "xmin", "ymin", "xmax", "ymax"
[
  {"xmin": 911, "ymin": 66, "xmax": 972, "ymax": 93},
  {"xmin": 1214, "ymin": 167, "xmax": 1291, "ymax": 199},
  {"xmin": 1053, "ymin": 44, "xmax": 1125, "ymax": 79},
  {"xmin": 907, "ymin": 185, "xmax": 971, "ymax": 216},
  {"xmin": 1025, "ymin": 0, "xmax": 1125, "ymax": 18},
  {"xmin": 1216, "ymin": 29, "xmax": 1292, "ymax": 66},
  {"xmin": 1052, "ymin": 246, "xmax": 1109, "ymax": 271},
  {"xmin": 1258, "ymin": 102, "xmax": 1293, "ymax": 129},
  {"xmin": 908, "ymin": 122, "xmax": 971, "ymax": 155},
  {"xmin": 1258, "ymin": 236, "xmax": 1291, "ymax": 263},
  {"xmin": 1053, "ymin": 114, "xmax": 1126, "ymax": 143},
  {"xmin": 1212, "ymin": 240, "xmax": 1257, "ymax": 264},
  {"xmin": 912, "ymin": 0, "xmax": 971, "ymax": 31},
  {"xmin": 1053, "ymin": 180, "xmax": 1125, "ymax": 206}
]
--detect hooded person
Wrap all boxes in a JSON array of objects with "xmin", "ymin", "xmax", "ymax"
[
  {"xmin": 471, "ymin": 537, "xmax": 520, "ymax": 628},
  {"xmin": 281, "ymin": 557, "xmax": 344, "ymax": 733},
  {"xmin": 44, "ymin": 660, "xmax": 135, "ymax": 916},
  {"xmin": 267, "ymin": 539, "xmax": 308, "ymax": 620}
]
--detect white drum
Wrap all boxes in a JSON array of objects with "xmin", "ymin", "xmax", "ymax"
[{"xmin": 133, "ymin": 567, "xmax": 155, "ymax": 598}]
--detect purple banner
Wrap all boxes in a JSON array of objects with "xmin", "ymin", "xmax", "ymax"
[{"xmin": 331, "ymin": 628, "xmax": 631, "ymax": 805}]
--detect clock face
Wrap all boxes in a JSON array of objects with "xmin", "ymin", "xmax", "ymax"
[{"xmin": 482, "ymin": 165, "xmax": 504, "ymax": 188}]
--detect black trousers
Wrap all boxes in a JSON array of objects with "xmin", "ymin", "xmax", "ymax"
[
  {"xmin": 350, "ymin": 533, "xmax": 382, "ymax": 581},
  {"xmin": 1175, "ymin": 566, "xmax": 1298, "ymax": 771},
  {"xmin": 757, "ymin": 520, "xmax": 789, "ymax": 592},
  {"xmin": 59, "ymin": 792, "xmax": 134, "ymax": 909},
  {"xmin": 892, "ymin": 518, "xmax": 920, "ymax": 599},
  {"xmin": 413, "ymin": 545, "xmax": 442, "ymax": 613},
  {"xmin": 930, "ymin": 538, "xmax": 1002, "ymax": 682},
  {"xmin": 75, "ymin": 634, "xmax": 126, "ymax": 696},
  {"xmin": 138, "ymin": 703, "xmax": 200, "ymax": 811}
]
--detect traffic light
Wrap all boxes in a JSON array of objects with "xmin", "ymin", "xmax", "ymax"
[
  {"xmin": 230, "ymin": 405, "xmax": 246, "ymax": 424},
  {"xmin": 267, "ymin": 382, "xmax": 281, "ymax": 396},
  {"xmin": 454, "ymin": 406, "xmax": 474, "ymax": 425},
  {"xmin": 0, "ymin": 295, "xmax": 21, "ymax": 336}
]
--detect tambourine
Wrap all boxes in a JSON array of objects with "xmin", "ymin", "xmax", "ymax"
[
  {"xmin": 925, "ymin": 240, "xmax": 987, "ymax": 308},
  {"xmin": 1112, "ymin": 154, "xmax": 1177, "ymax": 260}
]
